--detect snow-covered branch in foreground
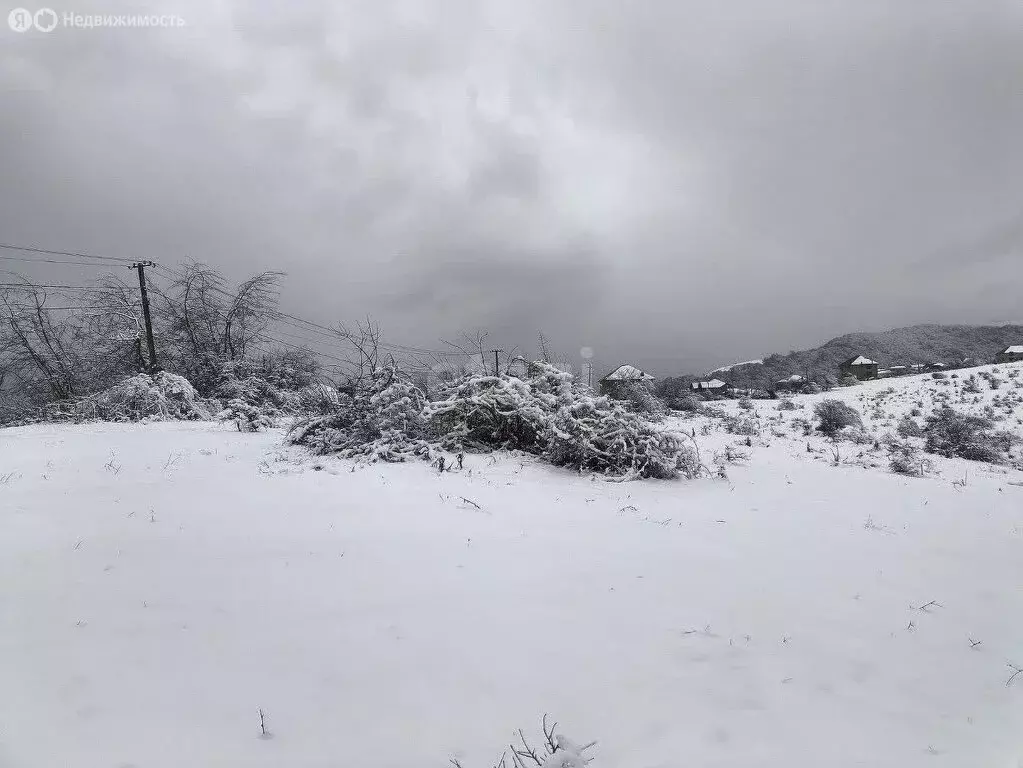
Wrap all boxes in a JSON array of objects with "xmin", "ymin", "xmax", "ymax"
[{"xmin": 451, "ymin": 717, "xmax": 596, "ymax": 768}]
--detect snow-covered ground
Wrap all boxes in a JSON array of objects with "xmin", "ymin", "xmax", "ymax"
[{"xmin": 2, "ymin": 367, "xmax": 1023, "ymax": 767}]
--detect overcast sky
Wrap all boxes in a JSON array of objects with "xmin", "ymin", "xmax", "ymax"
[{"xmin": 2, "ymin": 0, "xmax": 1021, "ymax": 375}]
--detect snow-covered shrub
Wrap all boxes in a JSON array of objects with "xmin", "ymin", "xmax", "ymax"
[
  {"xmin": 777, "ymin": 398, "xmax": 798, "ymax": 411},
  {"xmin": 671, "ymin": 394, "xmax": 703, "ymax": 413},
  {"xmin": 429, "ymin": 363, "xmax": 698, "ymax": 479},
  {"xmin": 617, "ymin": 382, "xmax": 667, "ymax": 417},
  {"xmin": 792, "ymin": 416, "xmax": 813, "ymax": 436},
  {"xmin": 218, "ymin": 398, "xmax": 273, "ymax": 432},
  {"xmin": 737, "ymin": 397, "xmax": 754, "ymax": 411},
  {"xmin": 723, "ymin": 416, "xmax": 759, "ymax": 436},
  {"xmin": 814, "ymin": 399, "xmax": 862, "ymax": 436},
  {"xmin": 289, "ymin": 364, "xmax": 431, "ymax": 462},
  {"xmin": 923, "ymin": 406, "xmax": 1013, "ymax": 463},
  {"xmin": 213, "ymin": 367, "xmax": 302, "ymax": 417},
  {"xmin": 87, "ymin": 372, "xmax": 213, "ymax": 422},
  {"xmin": 897, "ymin": 415, "xmax": 925, "ymax": 438},
  {"xmin": 887, "ymin": 438, "xmax": 930, "ymax": 476},
  {"xmin": 545, "ymin": 397, "xmax": 698, "ymax": 479},
  {"xmin": 425, "ymin": 374, "xmax": 552, "ymax": 453},
  {"xmin": 840, "ymin": 427, "xmax": 874, "ymax": 445},
  {"xmin": 298, "ymin": 382, "xmax": 341, "ymax": 413}
]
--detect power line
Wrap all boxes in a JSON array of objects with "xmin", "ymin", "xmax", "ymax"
[
  {"xmin": 0, "ymin": 282, "xmax": 103, "ymax": 291},
  {"xmin": 0, "ymin": 255, "xmax": 129, "ymax": 268},
  {"xmin": 0, "ymin": 242, "xmax": 136, "ymax": 264}
]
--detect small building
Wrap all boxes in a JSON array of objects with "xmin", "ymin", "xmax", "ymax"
[
  {"xmin": 691, "ymin": 378, "xmax": 731, "ymax": 397},
  {"xmin": 839, "ymin": 355, "xmax": 880, "ymax": 381},
  {"xmin": 926, "ymin": 362, "xmax": 947, "ymax": 372},
  {"xmin": 888, "ymin": 365, "xmax": 909, "ymax": 377},
  {"xmin": 774, "ymin": 374, "xmax": 806, "ymax": 393},
  {"xmin": 909, "ymin": 363, "xmax": 927, "ymax": 374},
  {"xmin": 599, "ymin": 364, "xmax": 655, "ymax": 399},
  {"xmin": 995, "ymin": 345, "xmax": 1023, "ymax": 364}
]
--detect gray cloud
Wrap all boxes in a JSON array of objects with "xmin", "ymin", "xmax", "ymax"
[{"xmin": 1, "ymin": 0, "xmax": 1021, "ymax": 374}]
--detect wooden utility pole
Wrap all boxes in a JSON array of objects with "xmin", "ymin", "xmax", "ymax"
[
  {"xmin": 491, "ymin": 349, "xmax": 503, "ymax": 376},
  {"xmin": 130, "ymin": 261, "xmax": 159, "ymax": 372}
]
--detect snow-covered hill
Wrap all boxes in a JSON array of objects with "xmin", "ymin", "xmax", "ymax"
[
  {"xmin": 1, "ymin": 401, "xmax": 1022, "ymax": 766},
  {"xmin": 692, "ymin": 361, "xmax": 1023, "ymax": 475}
]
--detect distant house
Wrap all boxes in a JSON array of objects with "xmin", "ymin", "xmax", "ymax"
[
  {"xmin": 926, "ymin": 362, "xmax": 947, "ymax": 372},
  {"xmin": 774, "ymin": 374, "xmax": 806, "ymax": 393},
  {"xmin": 995, "ymin": 346, "xmax": 1023, "ymax": 364},
  {"xmin": 691, "ymin": 378, "xmax": 731, "ymax": 397},
  {"xmin": 888, "ymin": 365, "xmax": 909, "ymax": 377},
  {"xmin": 909, "ymin": 363, "xmax": 927, "ymax": 374},
  {"xmin": 599, "ymin": 364, "xmax": 655, "ymax": 399},
  {"xmin": 838, "ymin": 355, "xmax": 880, "ymax": 381}
]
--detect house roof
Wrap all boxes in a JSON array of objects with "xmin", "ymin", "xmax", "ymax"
[
  {"xmin": 776, "ymin": 374, "xmax": 805, "ymax": 384},
  {"xmin": 1002, "ymin": 345, "xmax": 1023, "ymax": 354},
  {"xmin": 691, "ymin": 378, "xmax": 728, "ymax": 389},
  {"xmin": 841, "ymin": 355, "xmax": 878, "ymax": 367},
  {"xmin": 601, "ymin": 364, "xmax": 654, "ymax": 382}
]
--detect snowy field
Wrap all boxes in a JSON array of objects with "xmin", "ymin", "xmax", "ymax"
[{"xmin": 2, "ymin": 368, "xmax": 1023, "ymax": 767}]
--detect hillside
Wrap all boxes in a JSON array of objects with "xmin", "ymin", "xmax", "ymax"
[{"xmin": 709, "ymin": 324, "xmax": 1023, "ymax": 390}]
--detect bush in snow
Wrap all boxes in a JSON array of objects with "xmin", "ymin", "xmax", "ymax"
[
  {"xmin": 427, "ymin": 363, "xmax": 700, "ymax": 479},
  {"xmin": 923, "ymin": 406, "xmax": 1015, "ymax": 463},
  {"xmin": 544, "ymin": 395, "xmax": 699, "ymax": 479},
  {"xmin": 723, "ymin": 415, "xmax": 759, "ymax": 436},
  {"xmin": 839, "ymin": 426, "xmax": 874, "ymax": 445},
  {"xmin": 813, "ymin": 399, "xmax": 862, "ymax": 437},
  {"xmin": 887, "ymin": 438, "xmax": 931, "ymax": 476},
  {"xmin": 288, "ymin": 364, "xmax": 433, "ymax": 462},
  {"xmin": 79, "ymin": 372, "xmax": 213, "ymax": 422},
  {"xmin": 896, "ymin": 415, "xmax": 925, "ymax": 438},
  {"xmin": 298, "ymin": 381, "xmax": 342, "ymax": 413},
  {"xmin": 737, "ymin": 397, "xmax": 754, "ymax": 411},
  {"xmin": 425, "ymin": 373, "xmax": 551, "ymax": 453},
  {"xmin": 213, "ymin": 363, "xmax": 304, "ymax": 417},
  {"xmin": 776, "ymin": 398, "xmax": 799, "ymax": 411},
  {"xmin": 217, "ymin": 398, "xmax": 273, "ymax": 432},
  {"xmin": 617, "ymin": 382, "xmax": 667, "ymax": 417},
  {"xmin": 672, "ymin": 394, "xmax": 704, "ymax": 413}
]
